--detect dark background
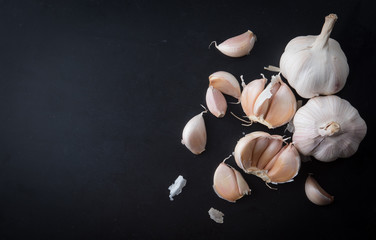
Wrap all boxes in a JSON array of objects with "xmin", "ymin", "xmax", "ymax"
[{"xmin": 0, "ymin": 0, "xmax": 375, "ymax": 239}]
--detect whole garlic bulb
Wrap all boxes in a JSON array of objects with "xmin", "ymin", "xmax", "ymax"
[
  {"xmin": 233, "ymin": 131, "xmax": 301, "ymax": 184},
  {"xmin": 293, "ymin": 95, "xmax": 367, "ymax": 162},
  {"xmin": 280, "ymin": 14, "xmax": 349, "ymax": 98}
]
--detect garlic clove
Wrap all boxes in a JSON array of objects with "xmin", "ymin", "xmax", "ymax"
[
  {"xmin": 211, "ymin": 30, "xmax": 256, "ymax": 58},
  {"xmin": 257, "ymin": 138, "xmax": 283, "ymax": 169},
  {"xmin": 240, "ymin": 76, "xmax": 267, "ymax": 117},
  {"xmin": 237, "ymin": 136, "xmax": 257, "ymax": 172},
  {"xmin": 305, "ymin": 175, "xmax": 334, "ymax": 206},
  {"xmin": 266, "ymin": 143, "xmax": 301, "ymax": 183},
  {"xmin": 253, "ymin": 77, "xmax": 281, "ymax": 117},
  {"xmin": 181, "ymin": 110, "xmax": 207, "ymax": 155},
  {"xmin": 234, "ymin": 169, "xmax": 252, "ymax": 196},
  {"xmin": 209, "ymin": 71, "xmax": 241, "ymax": 100},
  {"xmin": 206, "ymin": 86, "xmax": 227, "ymax": 118},
  {"xmin": 264, "ymin": 75, "xmax": 297, "ymax": 128},
  {"xmin": 233, "ymin": 131, "xmax": 270, "ymax": 172},
  {"xmin": 213, "ymin": 162, "xmax": 251, "ymax": 202},
  {"xmin": 263, "ymin": 146, "xmax": 283, "ymax": 171},
  {"xmin": 251, "ymin": 137, "xmax": 270, "ymax": 167}
]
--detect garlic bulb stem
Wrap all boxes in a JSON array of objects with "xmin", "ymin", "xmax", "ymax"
[
  {"xmin": 312, "ymin": 14, "xmax": 337, "ymax": 50},
  {"xmin": 318, "ymin": 121, "xmax": 340, "ymax": 137}
]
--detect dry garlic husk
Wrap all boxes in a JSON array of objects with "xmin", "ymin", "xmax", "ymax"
[
  {"xmin": 206, "ymin": 86, "xmax": 227, "ymax": 118},
  {"xmin": 209, "ymin": 71, "xmax": 241, "ymax": 100},
  {"xmin": 210, "ymin": 30, "xmax": 256, "ymax": 58},
  {"xmin": 208, "ymin": 207, "xmax": 224, "ymax": 224},
  {"xmin": 181, "ymin": 109, "xmax": 207, "ymax": 155},
  {"xmin": 213, "ymin": 162, "xmax": 251, "ymax": 202},
  {"xmin": 168, "ymin": 175, "xmax": 187, "ymax": 201},
  {"xmin": 305, "ymin": 175, "xmax": 334, "ymax": 206},
  {"xmin": 293, "ymin": 95, "xmax": 367, "ymax": 162},
  {"xmin": 280, "ymin": 14, "xmax": 349, "ymax": 98},
  {"xmin": 233, "ymin": 131, "xmax": 301, "ymax": 184},
  {"xmin": 240, "ymin": 74, "xmax": 297, "ymax": 128}
]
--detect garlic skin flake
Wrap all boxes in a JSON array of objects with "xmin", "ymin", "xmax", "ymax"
[
  {"xmin": 280, "ymin": 14, "xmax": 349, "ymax": 98},
  {"xmin": 206, "ymin": 86, "xmax": 227, "ymax": 118},
  {"xmin": 240, "ymin": 74, "xmax": 297, "ymax": 129},
  {"xmin": 208, "ymin": 208, "xmax": 224, "ymax": 224},
  {"xmin": 293, "ymin": 95, "xmax": 367, "ymax": 162},
  {"xmin": 168, "ymin": 175, "xmax": 187, "ymax": 201},
  {"xmin": 233, "ymin": 131, "xmax": 301, "ymax": 184},
  {"xmin": 210, "ymin": 30, "xmax": 256, "ymax": 58},
  {"xmin": 209, "ymin": 71, "xmax": 241, "ymax": 100},
  {"xmin": 213, "ymin": 162, "xmax": 251, "ymax": 202},
  {"xmin": 305, "ymin": 175, "xmax": 334, "ymax": 206},
  {"xmin": 181, "ymin": 109, "xmax": 207, "ymax": 155}
]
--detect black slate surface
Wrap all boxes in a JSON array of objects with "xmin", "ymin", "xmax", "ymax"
[{"xmin": 0, "ymin": 0, "xmax": 375, "ymax": 239}]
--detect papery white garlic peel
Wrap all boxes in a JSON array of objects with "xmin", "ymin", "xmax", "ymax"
[
  {"xmin": 210, "ymin": 30, "xmax": 256, "ymax": 58},
  {"xmin": 233, "ymin": 131, "xmax": 301, "ymax": 184},
  {"xmin": 168, "ymin": 175, "xmax": 187, "ymax": 201},
  {"xmin": 181, "ymin": 108, "xmax": 207, "ymax": 155},
  {"xmin": 280, "ymin": 14, "xmax": 349, "ymax": 98},
  {"xmin": 206, "ymin": 86, "xmax": 227, "ymax": 118},
  {"xmin": 305, "ymin": 175, "xmax": 334, "ymax": 206},
  {"xmin": 208, "ymin": 208, "xmax": 224, "ymax": 224},
  {"xmin": 293, "ymin": 95, "xmax": 367, "ymax": 162},
  {"xmin": 240, "ymin": 74, "xmax": 297, "ymax": 129},
  {"xmin": 209, "ymin": 71, "xmax": 241, "ymax": 100},
  {"xmin": 213, "ymin": 160, "xmax": 251, "ymax": 202}
]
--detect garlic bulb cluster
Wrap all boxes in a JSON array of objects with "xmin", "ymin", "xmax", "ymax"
[
  {"xmin": 305, "ymin": 175, "xmax": 334, "ymax": 206},
  {"xmin": 213, "ymin": 161, "xmax": 251, "ymax": 202},
  {"xmin": 280, "ymin": 14, "xmax": 349, "ymax": 98},
  {"xmin": 293, "ymin": 95, "xmax": 367, "ymax": 162},
  {"xmin": 178, "ymin": 13, "xmax": 367, "ymax": 210},
  {"xmin": 233, "ymin": 131, "xmax": 301, "ymax": 184},
  {"xmin": 181, "ymin": 108, "xmax": 207, "ymax": 155},
  {"xmin": 240, "ymin": 74, "xmax": 297, "ymax": 128},
  {"xmin": 210, "ymin": 30, "xmax": 256, "ymax": 58}
]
